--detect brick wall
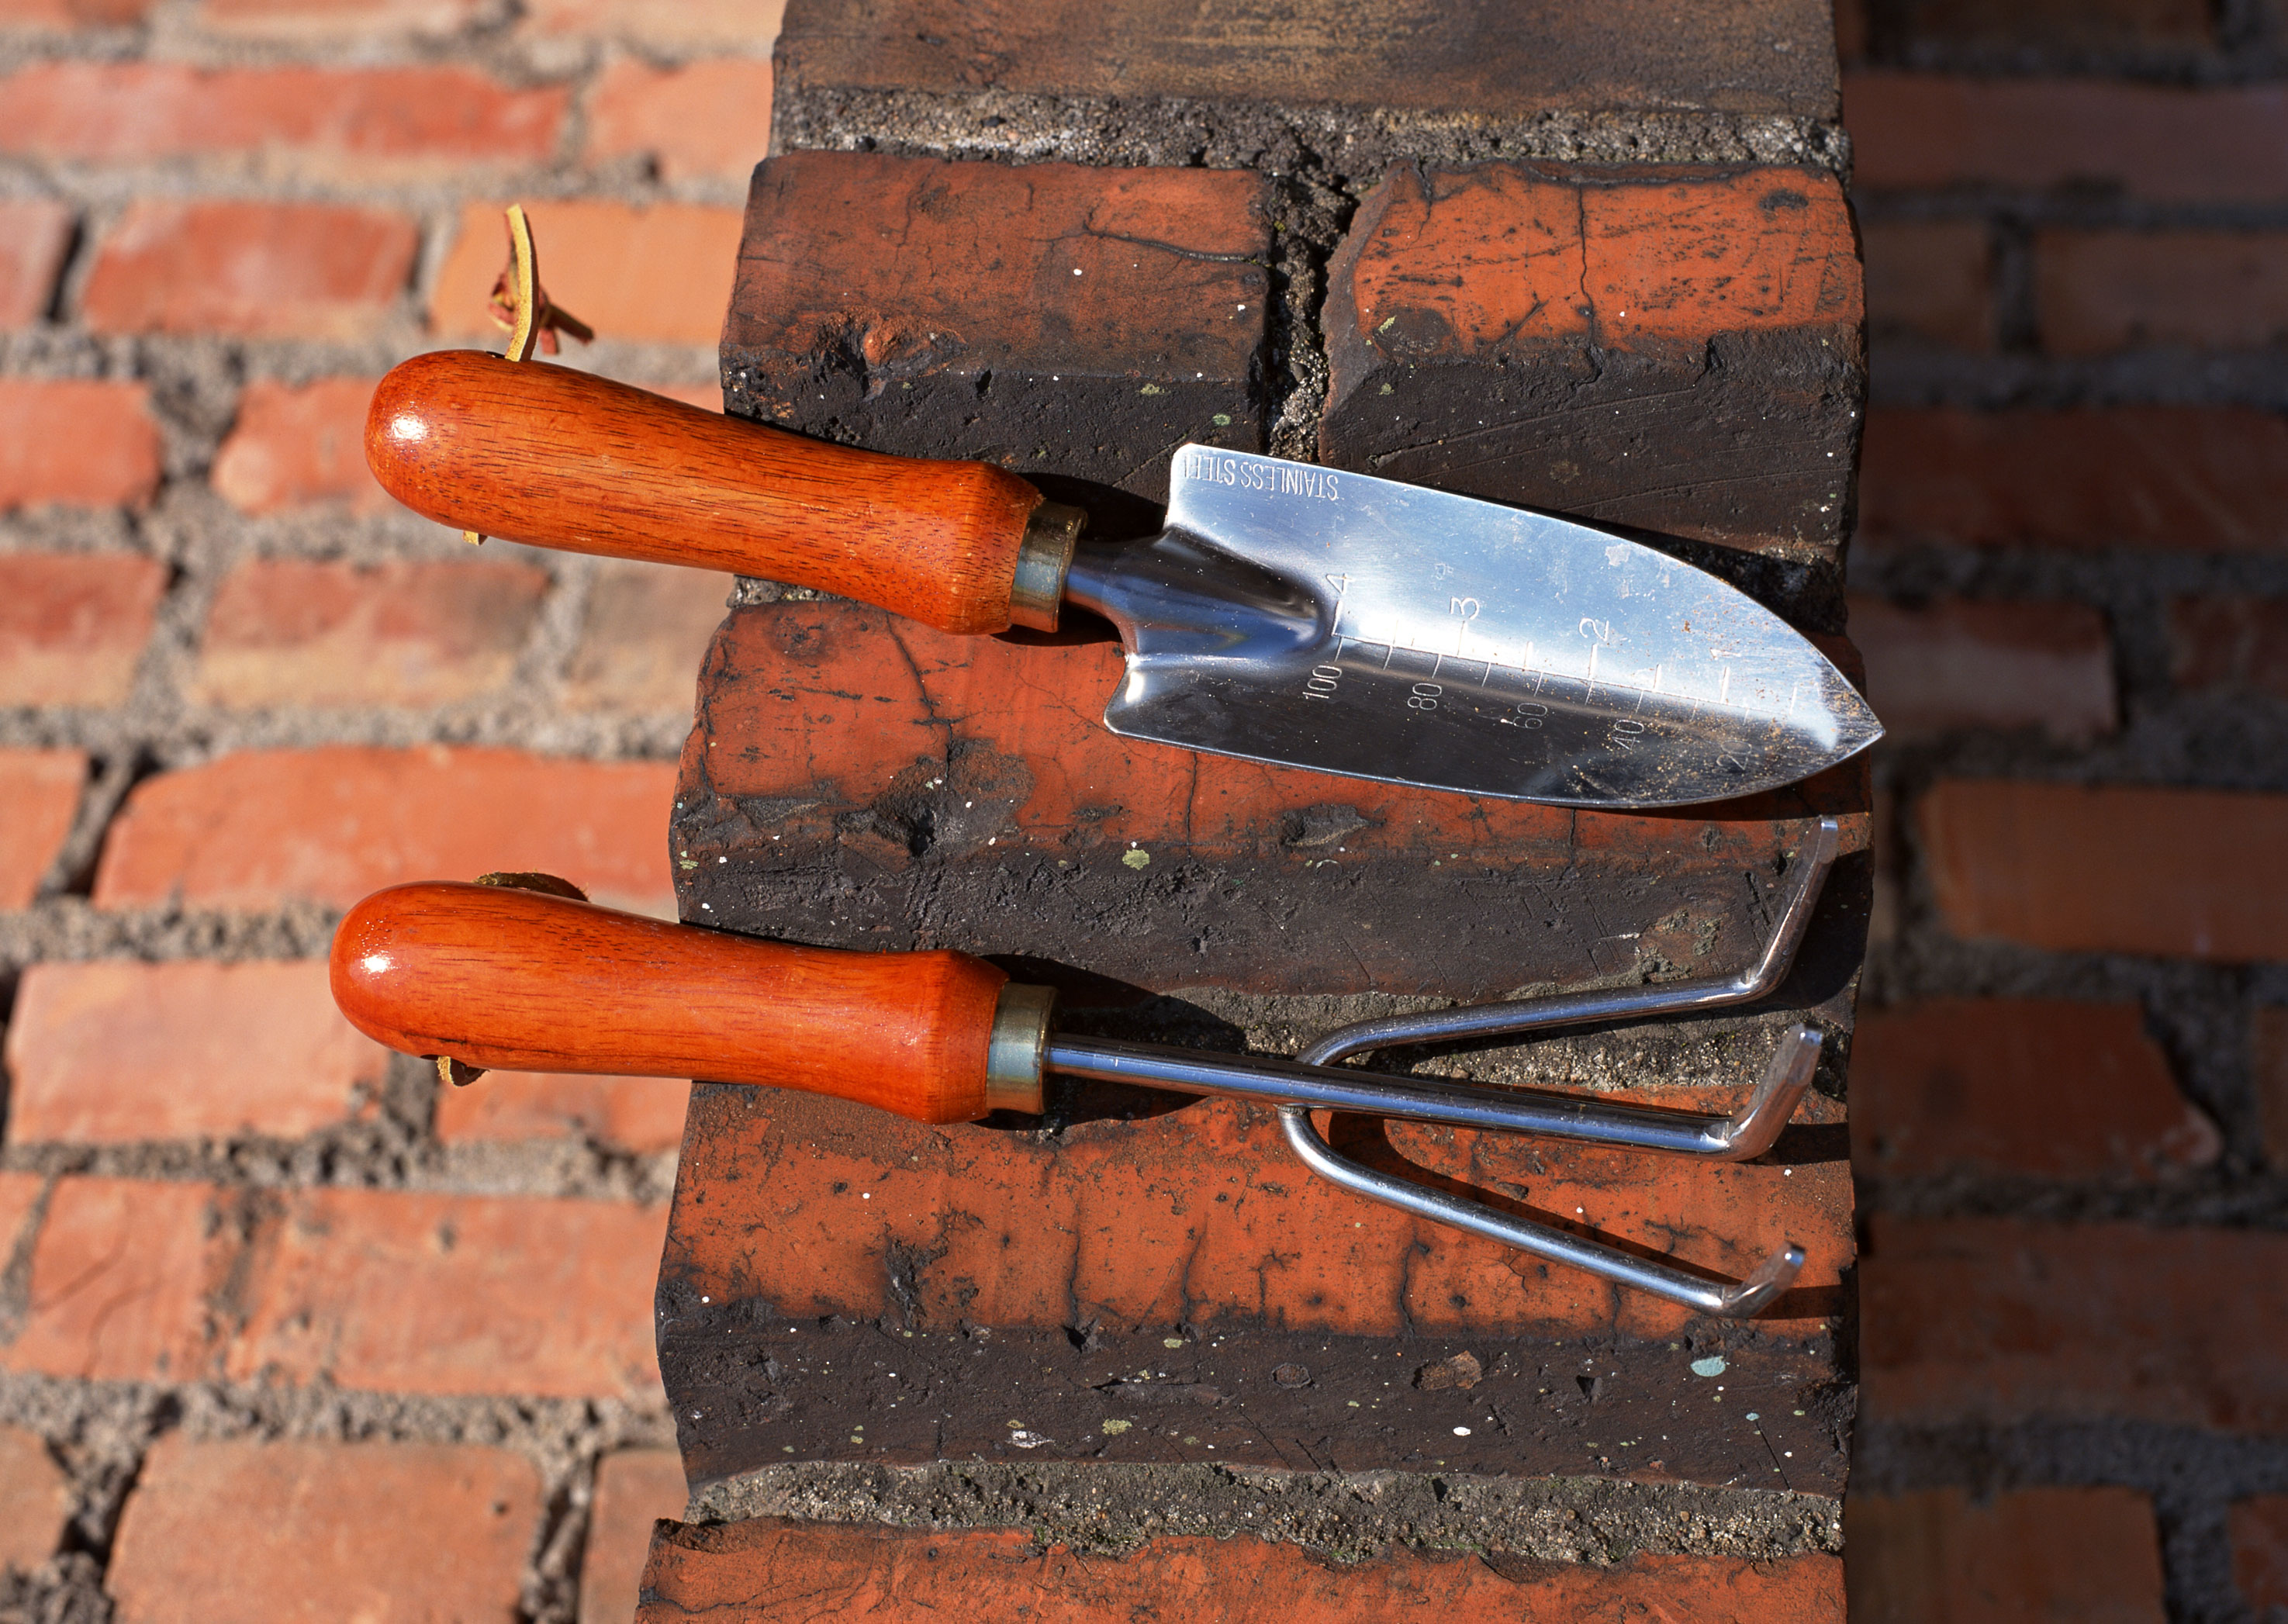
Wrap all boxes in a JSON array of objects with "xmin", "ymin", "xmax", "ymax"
[
  {"xmin": 0, "ymin": 2, "xmax": 782, "ymax": 1619},
  {"xmin": 1840, "ymin": 0, "xmax": 2288, "ymax": 1619},
  {"xmin": 3, "ymin": 0, "xmax": 2280, "ymax": 1618}
]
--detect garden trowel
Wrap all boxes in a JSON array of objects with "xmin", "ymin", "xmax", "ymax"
[{"xmin": 366, "ymin": 352, "xmax": 1879, "ymax": 807}]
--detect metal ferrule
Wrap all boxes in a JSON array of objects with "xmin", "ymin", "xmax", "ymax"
[
  {"xmin": 1007, "ymin": 500, "xmax": 1086, "ymax": 632},
  {"xmin": 983, "ymin": 982, "xmax": 1056, "ymax": 1114}
]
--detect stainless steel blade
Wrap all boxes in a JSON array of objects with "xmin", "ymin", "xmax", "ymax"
[{"xmin": 1063, "ymin": 444, "xmax": 1882, "ymax": 807}]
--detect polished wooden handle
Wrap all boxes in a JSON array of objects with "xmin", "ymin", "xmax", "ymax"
[
  {"xmin": 331, "ymin": 882, "xmax": 1011, "ymax": 1125},
  {"xmin": 365, "ymin": 351, "xmax": 1052, "ymax": 635}
]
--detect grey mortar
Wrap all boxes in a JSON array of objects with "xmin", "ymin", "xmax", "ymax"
[
  {"xmin": 769, "ymin": 90, "xmax": 1852, "ymax": 179},
  {"xmin": 690, "ymin": 1458, "xmax": 1841, "ymax": 1566}
]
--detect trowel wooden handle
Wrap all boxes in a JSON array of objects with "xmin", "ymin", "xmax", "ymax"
[
  {"xmin": 365, "ymin": 351, "xmax": 1079, "ymax": 635},
  {"xmin": 330, "ymin": 881, "xmax": 1032, "ymax": 1125}
]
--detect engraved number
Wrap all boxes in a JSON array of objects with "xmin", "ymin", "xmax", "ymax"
[
  {"xmin": 1302, "ymin": 663, "xmax": 1343, "ymax": 701},
  {"xmin": 1498, "ymin": 701, "xmax": 1549, "ymax": 730},
  {"xmin": 1407, "ymin": 682, "xmax": 1443, "ymax": 712},
  {"xmin": 1608, "ymin": 717, "xmax": 1647, "ymax": 752},
  {"xmin": 1449, "ymin": 596, "xmax": 1481, "ymax": 622}
]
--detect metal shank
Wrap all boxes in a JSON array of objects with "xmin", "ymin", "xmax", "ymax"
[{"xmin": 1044, "ymin": 1025, "xmax": 1820, "ymax": 1163}]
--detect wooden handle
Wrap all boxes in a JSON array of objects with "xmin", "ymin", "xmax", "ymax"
[
  {"xmin": 365, "ymin": 351, "xmax": 1076, "ymax": 635},
  {"xmin": 330, "ymin": 881, "xmax": 1021, "ymax": 1125}
]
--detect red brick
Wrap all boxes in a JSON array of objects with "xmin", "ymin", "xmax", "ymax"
[
  {"xmin": 0, "ymin": 0, "xmax": 149, "ymax": 24},
  {"xmin": 1848, "ymin": 596, "xmax": 2114, "ymax": 740},
  {"xmin": 638, "ymin": 1519, "xmax": 1845, "ymax": 1622},
  {"xmin": 1875, "ymin": 0, "xmax": 2213, "ymax": 54},
  {"xmin": 2, "ymin": 1174, "xmax": 665, "ymax": 1395},
  {"xmin": 0, "ymin": 64, "xmax": 567, "ymax": 174},
  {"xmin": 1858, "ymin": 407, "xmax": 2288, "ymax": 552},
  {"xmin": 688, "ymin": 603, "xmax": 1861, "ymax": 876},
  {"xmin": 2, "ymin": 1177, "xmax": 237, "ymax": 1382},
  {"xmin": 227, "ymin": 1187, "xmax": 666, "ymax": 1397},
  {"xmin": 2252, "ymin": 1007, "xmax": 2288, "ymax": 1170},
  {"xmin": 774, "ymin": 1, "xmax": 1837, "ymax": 121},
  {"xmin": 0, "ymin": 1425, "xmax": 71, "ymax": 1570},
  {"xmin": 1848, "ymin": 75, "xmax": 2288, "ymax": 206},
  {"xmin": 1320, "ymin": 163, "xmax": 1861, "ymax": 556},
  {"xmin": 724, "ymin": 152, "xmax": 1269, "ymax": 499},
  {"xmin": 563, "ymin": 562, "xmax": 730, "ymax": 714},
  {"xmin": 110, "ymin": 1437, "xmax": 538, "ymax": 1624},
  {"xmin": 1862, "ymin": 1215, "xmax": 2288, "ymax": 1432},
  {"xmin": 92, "ymin": 746, "xmax": 679, "ymax": 914},
  {"xmin": 1861, "ymin": 218, "xmax": 1992, "ymax": 349},
  {"xmin": 0, "ymin": 553, "xmax": 165, "ymax": 705},
  {"xmin": 0, "ymin": 748, "xmax": 84, "ymax": 908},
  {"xmin": 195, "ymin": 0, "xmax": 490, "ymax": 36},
  {"xmin": 0, "ymin": 381, "xmax": 163, "ymax": 511},
  {"xmin": 434, "ymin": 1071, "xmax": 689, "ymax": 1152},
  {"xmin": 2169, "ymin": 596, "xmax": 2288, "ymax": 696},
  {"xmin": 188, "ymin": 558, "xmax": 550, "ymax": 709},
  {"xmin": 431, "ymin": 199, "xmax": 742, "ymax": 347},
  {"xmin": 526, "ymin": 0, "xmax": 783, "ymax": 40},
  {"xmin": 580, "ymin": 1451, "xmax": 686, "ymax": 1624},
  {"xmin": 587, "ymin": 57, "xmax": 773, "ymax": 182},
  {"xmin": 1920, "ymin": 780, "xmax": 2288, "ymax": 961},
  {"xmin": 1869, "ymin": 783, "xmax": 1901, "ymax": 948},
  {"xmin": 1834, "ymin": 0, "xmax": 1868, "ymax": 60},
  {"xmin": 1847, "ymin": 1486, "xmax": 2169, "ymax": 1624},
  {"xmin": 81, "ymin": 200, "xmax": 417, "ymax": 340},
  {"xmin": 210, "ymin": 376, "xmax": 385, "ymax": 514},
  {"xmin": 671, "ymin": 1085, "xmax": 1851, "ymax": 1347},
  {"xmin": 2037, "ymin": 230, "xmax": 2288, "ymax": 355},
  {"xmin": 4, "ymin": 959, "xmax": 391, "ymax": 1144},
  {"xmin": 1851, "ymin": 999, "xmax": 2218, "ymax": 1180},
  {"xmin": 0, "ymin": 199, "xmax": 70, "ymax": 327},
  {"xmin": 2233, "ymin": 1495, "xmax": 2288, "ymax": 1612}
]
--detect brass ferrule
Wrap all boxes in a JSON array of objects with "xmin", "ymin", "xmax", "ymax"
[
  {"xmin": 1007, "ymin": 500, "xmax": 1085, "ymax": 632},
  {"xmin": 983, "ymin": 982, "xmax": 1056, "ymax": 1114}
]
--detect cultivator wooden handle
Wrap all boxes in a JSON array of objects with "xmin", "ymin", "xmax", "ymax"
[
  {"xmin": 364, "ymin": 351, "xmax": 1083, "ymax": 634},
  {"xmin": 330, "ymin": 881, "xmax": 1041, "ymax": 1124}
]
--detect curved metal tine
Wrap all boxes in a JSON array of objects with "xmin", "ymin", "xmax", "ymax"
[
  {"xmin": 1264, "ymin": 820, "xmax": 1837, "ymax": 1317},
  {"xmin": 1277, "ymin": 1105, "xmax": 1805, "ymax": 1318},
  {"xmin": 1676, "ymin": 1023, "xmax": 1822, "ymax": 1162},
  {"xmin": 1298, "ymin": 817, "xmax": 1840, "ymax": 1070}
]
